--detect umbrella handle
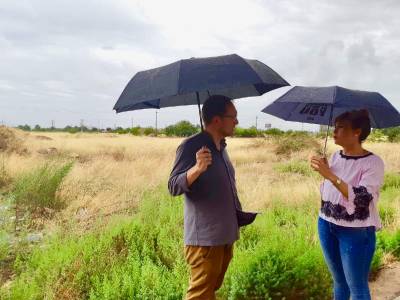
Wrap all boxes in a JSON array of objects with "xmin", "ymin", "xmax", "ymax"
[
  {"xmin": 321, "ymin": 105, "xmax": 334, "ymax": 206},
  {"xmin": 196, "ymin": 92, "xmax": 204, "ymax": 131}
]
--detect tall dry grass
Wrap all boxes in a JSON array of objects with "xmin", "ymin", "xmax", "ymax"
[
  {"xmin": 3, "ymin": 132, "xmax": 182, "ymax": 230},
  {"xmin": 2, "ymin": 130, "xmax": 400, "ymax": 231}
]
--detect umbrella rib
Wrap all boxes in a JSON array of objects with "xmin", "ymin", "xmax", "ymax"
[
  {"xmin": 332, "ymin": 86, "xmax": 338, "ymax": 105},
  {"xmin": 368, "ymin": 111, "xmax": 379, "ymax": 128},
  {"xmin": 196, "ymin": 92, "xmax": 204, "ymax": 131},
  {"xmin": 176, "ymin": 59, "xmax": 182, "ymax": 98}
]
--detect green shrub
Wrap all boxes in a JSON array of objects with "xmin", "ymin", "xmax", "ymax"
[
  {"xmin": 2, "ymin": 190, "xmax": 333, "ymax": 300},
  {"xmin": 0, "ymin": 229, "xmax": 9, "ymax": 262},
  {"xmin": 382, "ymin": 127, "xmax": 400, "ymax": 142},
  {"xmin": 285, "ymin": 130, "xmax": 312, "ymax": 138},
  {"xmin": 115, "ymin": 127, "xmax": 129, "ymax": 134},
  {"xmin": 263, "ymin": 128, "xmax": 284, "ymax": 137},
  {"xmin": 165, "ymin": 121, "xmax": 199, "ymax": 137},
  {"xmin": 234, "ymin": 127, "xmax": 259, "ymax": 137},
  {"xmin": 275, "ymin": 160, "xmax": 315, "ymax": 177},
  {"xmin": 379, "ymin": 205, "xmax": 396, "ymax": 227},
  {"xmin": 275, "ymin": 135, "xmax": 321, "ymax": 156},
  {"xmin": 2, "ymin": 185, "xmax": 399, "ymax": 299},
  {"xmin": 143, "ymin": 127, "xmax": 156, "ymax": 136},
  {"xmin": 129, "ymin": 127, "xmax": 141, "ymax": 136},
  {"xmin": 220, "ymin": 204, "xmax": 331, "ymax": 300},
  {"xmin": 12, "ymin": 162, "xmax": 73, "ymax": 210},
  {"xmin": 376, "ymin": 230, "xmax": 400, "ymax": 258},
  {"xmin": 3, "ymin": 187, "xmax": 187, "ymax": 300},
  {"xmin": 64, "ymin": 126, "xmax": 80, "ymax": 134},
  {"xmin": 368, "ymin": 129, "xmax": 388, "ymax": 142},
  {"xmin": 382, "ymin": 172, "xmax": 400, "ymax": 191},
  {"xmin": 0, "ymin": 160, "xmax": 11, "ymax": 189}
]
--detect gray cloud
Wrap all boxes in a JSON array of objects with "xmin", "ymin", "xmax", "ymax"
[{"xmin": 0, "ymin": 0, "xmax": 399, "ymax": 130}]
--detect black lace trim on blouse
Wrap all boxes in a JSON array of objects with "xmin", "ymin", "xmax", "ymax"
[
  {"xmin": 321, "ymin": 186, "xmax": 373, "ymax": 221},
  {"xmin": 339, "ymin": 150, "xmax": 373, "ymax": 160}
]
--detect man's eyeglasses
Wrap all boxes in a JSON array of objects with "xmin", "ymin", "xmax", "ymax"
[{"xmin": 221, "ymin": 115, "xmax": 238, "ymax": 121}]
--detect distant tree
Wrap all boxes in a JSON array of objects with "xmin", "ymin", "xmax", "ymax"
[
  {"xmin": 382, "ymin": 126, "xmax": 400, "ymax": 142},
  {"xmin": 264, "ymin": 128, "xmax": 284, "ymax": 136},
  {"xmin": 17, "ymin": 124, "xmax": 31, "ymax": 131},
  {"xmin": 64, "ymin": 125, "xmax": 79, "ymax": 134},
  {"xmin": 115, "ymin": 127, "xmax": 129, "ymax": 134},
  {"xmin": 234, "ymin": 126, "xmax": 259, "ymax": 137},
  {"xmin": 130, "ymin": 126, "xmax": 141, "ymax": 136},
  {"xmin": 143, "ymin": 127, "xmax": 156, "ymax": 136},
  {"xmin": 165, "ymin": 121, "xmax": 199, "ymax": 137}
]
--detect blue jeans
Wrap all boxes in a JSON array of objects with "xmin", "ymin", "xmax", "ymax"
[{"xmin": 318, "ymin": 217, "xmax": 376, "ymax": 300}]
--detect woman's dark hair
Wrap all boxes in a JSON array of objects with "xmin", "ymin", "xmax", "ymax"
[
  {"xmin": 335, "ymin": 109, "xmax": 371, "ymax": 143},
  {"xmin": 202, "ymin": 95, "xmax": 233, "ymax": 125}
]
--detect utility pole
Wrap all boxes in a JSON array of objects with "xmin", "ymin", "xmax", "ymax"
[
  {"xmin": 255, "ymin": 116, "xmax": 258, "ymax": 130},
  {"xmin": 80, "ymin": 119, "xmax": 84, "ymax": 133},
  {"xmin": 51, "ymin": 120, "xmax": 55, "ymax": 130},
  {"xmin": 131, "ymin": 117, "xmax": 134, "ymax": 128},
  {"xmin": 155, "ymin": 111, "xmax": 158, "ymax": 136}
]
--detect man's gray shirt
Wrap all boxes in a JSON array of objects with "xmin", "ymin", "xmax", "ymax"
[{"xmin": 168, "ymin": 131, "xmax": 242, "ymax": 246}]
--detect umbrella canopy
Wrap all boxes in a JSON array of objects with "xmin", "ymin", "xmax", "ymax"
[
  {"xmin": 261, "ymin": 86, "xmax": 400, "ymax": 128},
  {"xmin": 113, "ymin": 54, "xmax": 289, "ymax": 129},
  {"xmin": 262, "ymin": 85, "xmax": 400, "ymax": 155}
]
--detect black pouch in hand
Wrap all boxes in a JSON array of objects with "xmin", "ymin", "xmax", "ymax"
[{"xmin": 236, "ymin": 210, "xmax": 258, "ymax": 227}]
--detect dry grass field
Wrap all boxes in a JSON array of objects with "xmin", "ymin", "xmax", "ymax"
[{"xmin": 1, "ymin": 126, "xmax": 400, "ymax": 299}]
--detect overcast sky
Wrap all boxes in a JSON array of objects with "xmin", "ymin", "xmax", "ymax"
[{"xmin": 1, "ymin": 0, "xmax": 399, "ymax": 130}]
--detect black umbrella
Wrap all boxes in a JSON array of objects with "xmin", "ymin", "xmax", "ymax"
[
  {"xmin": 114, "ymin": 53, "xmax": 289, "ymax": 130},
  {"xmin": 262, "ymin": 85, "xmax": 400, "ymax": 155}
]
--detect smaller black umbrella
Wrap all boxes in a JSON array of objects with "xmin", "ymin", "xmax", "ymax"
[
  {"xmin": 262, "ymin": 86, "xmax": 400, "ymax": 155},
  {"xmin": 114, "ymin": 53, "xmax": 289, "ymax": 130}
]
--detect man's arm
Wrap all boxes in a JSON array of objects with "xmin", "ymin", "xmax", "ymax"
[
  {"xmin": 168, "ymin": 143, "xmax": 211, "ymax": 196},
  {"xmin": 186, "ymin": 146, "xmax": 211, "ymax": 186}
]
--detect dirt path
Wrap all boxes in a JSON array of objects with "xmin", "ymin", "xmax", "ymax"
[{"xmin": 370, "ymin": 261, "xmax": 400, "ymax": 300}]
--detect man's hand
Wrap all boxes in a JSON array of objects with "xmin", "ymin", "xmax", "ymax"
[
  {"xmin": 195, "ymin": 146, "xmax": 212, "ymax": 173},
  {"xmin": 186, "ymin": 146, "xmax": 212, "ymax": 187}
]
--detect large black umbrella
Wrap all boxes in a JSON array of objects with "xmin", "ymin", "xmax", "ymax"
[{"xmin": 114, "ymin": 53, "xmax": 289, "ymax": 130}]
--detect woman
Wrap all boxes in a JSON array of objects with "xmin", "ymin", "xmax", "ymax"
[{"xmin": 310, "ymin": 109, "xmax": 384, "ymax": 300}]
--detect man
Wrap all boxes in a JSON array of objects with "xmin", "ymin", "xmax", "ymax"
[{"xmin": 168, "ymin": 95, "xmax": 256, "ymax": 300}]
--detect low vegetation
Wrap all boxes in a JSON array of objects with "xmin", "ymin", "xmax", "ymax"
[{"xmin": 0, "ymin": 128, "xmax": 399, "ymax": 299}]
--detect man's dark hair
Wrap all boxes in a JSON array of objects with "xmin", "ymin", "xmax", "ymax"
[
  {"xmin": 202, "ymin": 95, "xmax": 233, "ymax": 125},
  {"xmin": 335, "ymin": 109, "xmax": 371, "ymax": 143}
]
